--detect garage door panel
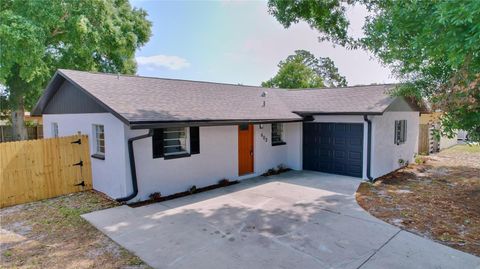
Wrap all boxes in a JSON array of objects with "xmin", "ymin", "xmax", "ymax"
[
  {"xmin": 349, "ymin": 151, "xmax": 362, "ymax": 160},
  {"xmin": 303, "ymin": 122, "xmax": 363, "ymax": 177},
  {"xmin": 334, "ymin": 150, "xmax": 346, "ymax": 159},
  {"xmin": 349, "ymin": 124, "xmax": 363, "ymax": 132},
  {"xmin": 334, "ymin": 137, "xmax": 346, "ymax": 145},
  {"xmin": 319, "ymin": 136, "xmax": 331, "ymax": 145},
  {"xmin": 349, "ymin": 137, "xmax": 363, "ymax": 146},
  {"xmin": 333, "ymin": 164, "xmax": 346, "ymax": 173},
  {"xmin": 334, "ymin": 123, "xmax": 347, "ymax": 134},
  {"xmin": 348, "ymin": 165, "xmax": 362, "ymax": 175}
]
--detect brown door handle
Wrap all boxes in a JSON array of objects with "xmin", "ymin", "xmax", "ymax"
[{"xmin": 250, "ymin": 151, "xmax": 253, "ymax": 156}]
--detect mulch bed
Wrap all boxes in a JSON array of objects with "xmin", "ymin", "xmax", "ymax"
[
  {"xmin": 356, "ymin": 145, "xmax": 480, "ymax": 257},
  {"xmin": 128, "ymin": 180, "xmax": 239, "ymax": 208}
]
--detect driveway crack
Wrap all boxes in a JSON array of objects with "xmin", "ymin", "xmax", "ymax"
[{"xmin": 356, "ymin": 230, "xmax": 402, "ymax": 269}]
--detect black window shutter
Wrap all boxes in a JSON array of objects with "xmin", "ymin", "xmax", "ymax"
[
  {"xmin": 190, "ymin": 127, "xmax": 200, "ymax": 154},
  {"xmin": 152, "ymin": 128, "xmax": 164, "ymax": 158}
]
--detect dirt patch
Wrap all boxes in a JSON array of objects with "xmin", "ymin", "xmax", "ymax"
[
  {"xmin": 357, "ymin": 144, "xmax": 480, "ymax": 257},
  {"xmin": 0, "ymin": 190, "xmax": 151, "ymax": 269}
]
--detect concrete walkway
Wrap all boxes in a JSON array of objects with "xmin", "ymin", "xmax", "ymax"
[{"xmin": 83, "ymin": 171, "xmax": 480, "ymax": 269}]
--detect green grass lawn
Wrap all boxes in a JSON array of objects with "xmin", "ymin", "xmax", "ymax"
[{"xmin": 443, "ymin": 144, "xmax": 480, "ymax": 153}]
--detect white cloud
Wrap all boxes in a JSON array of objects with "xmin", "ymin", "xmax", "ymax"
[{"xmin": 136, "ymin": 55, "xmax": 190, "ymax": 71}]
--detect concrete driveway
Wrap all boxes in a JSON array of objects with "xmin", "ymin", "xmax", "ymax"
[{"xmin": 83, "ymin": 171, "xmax": 480, "ymax": 269}]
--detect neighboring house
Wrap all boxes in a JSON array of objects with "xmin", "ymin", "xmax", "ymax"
[
  {"xmin": 457, "ymin": 130, "xmax": 469, "ymax": 141},
  {"xmin": 33, "ymin": 70, "xmax": 420, "ymax": 202},
  {"xmin": 418, "ymin": 112, "xmax": 458, "ymax": 154},
  {"xmin": 0, "ymin": 112, "xmax": 43, "ymax": 142},
  {"xmin": 24, "ymin": 111, "xmax": 43, "ymax": 125}
]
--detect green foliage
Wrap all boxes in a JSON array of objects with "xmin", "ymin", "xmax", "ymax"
[
  {"xmin": 415, "ymin": 155, "xmax": 427, "ymax": 165},
  {"xmin": 267, "ymin": 0, "xmax": 480, "ymax": 141},
  {"xmin": 0, "ymin": 0, "xmax": 152, "ymax": 110},
  {"xmin": 262, "ymin": 50, "xmax": 347, "ymax": 89},
  {"xmin": 267, "ymin": 0, "xmax": 354, "ymax": 47}
]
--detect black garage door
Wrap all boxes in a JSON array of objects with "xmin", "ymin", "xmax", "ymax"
[{"xmin": 303, "ymin": 122, "xmax": 363, "ymax": 177}]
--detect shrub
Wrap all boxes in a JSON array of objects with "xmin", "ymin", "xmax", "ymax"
[
  {"xmin": 277, "ymin": 164, "xmax": 291, "ymax": 173},
  {"xmin": 415, "ymin": 155, "xmax": 427, "ymax": 165},
  {"xmin": 149, "ymin": 192, "xmax": 162, "ymax": 201},
  {"xmin": 262, "ymin": 165, "xmax": 292, "ymax": 176},
  {"xmin": 218, "ymin": 179, "xmax": 230, "ymax": 186}
]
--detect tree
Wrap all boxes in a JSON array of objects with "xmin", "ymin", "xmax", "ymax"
[
  {"xmin": 267, "ymin": 0, "xmax": 480, "ymax": 141},
  {"xmin": 262, "ymin": 50, "xmax": 347, "ymax": 89},
  {"xmin": 0, "ymin": 0, "xmax": 152, "ymax": 140}
]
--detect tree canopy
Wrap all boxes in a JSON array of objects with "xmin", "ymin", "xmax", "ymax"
[
  {"xmin": 0, "ymin": 0, "xmax": 152, "ymax": 139},
  {"xmin": 268, "ymin": 0, "xmax": 480, "ymax": 140},
  {"xmin": 262, "ymin": 50, "xmax": 347, "ymax": 89}
]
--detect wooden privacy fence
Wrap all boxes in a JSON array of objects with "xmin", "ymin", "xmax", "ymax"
[
  {"xmin": 418, "ymin": 124, "xmax": 430, "ymax": 154},
  {"xmin": 0, "ymin": 125, "xmax": 43, "ymax": 142},
  {"xmin": 0, "ymin": 135, "xmax": 92, "ymax": 208}
]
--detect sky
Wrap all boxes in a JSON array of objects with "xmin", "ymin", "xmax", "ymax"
[{"xmin": 131, "ymin": 0, "xmax": 396, "ymax": 87}]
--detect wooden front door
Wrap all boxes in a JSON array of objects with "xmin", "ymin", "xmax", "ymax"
[{"xmin": 238, "ymin": 124, "xmax": 254, "ymax": 175}]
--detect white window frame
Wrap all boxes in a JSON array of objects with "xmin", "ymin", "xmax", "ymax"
[
  {"xmin": 92, "ymin": 124, "xmax": 105, "ymax": 156},
  {"xmin": 51, "ymin": 122, "xmax": 59, "ymax": 138},
  {"xmin": 271, "ymin": 123, "xmax": 286, "ymax": 145},
  {"xmin": 394, "ymin": 120, "xmax": 407, "ymax": 145},
  {"xmin": 163, "ymin": 127, "xmax": 189, "ymax": 156}
]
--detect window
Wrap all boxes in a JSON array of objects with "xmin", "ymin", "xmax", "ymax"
[
  {"xmin": 163, "ymin": 127, "xmax": 188, "ymax": 156},
  {"xmin": 394, "ymin": 120, "xmax": 407, "ymax": 145},
  {"xmin": 271, "ymin": 123, "xmax": 286, "ymax": 146},
  {"xmin": 152, "ymin": 127, "xmax": 199, "ymax": 159},
  {"xmin": 51, "ymin": 122, "xmax": 59, "ymax": 138},
  {"xmin": 92, "ymin": 124, "xmax": 105, "ymax": 157}
]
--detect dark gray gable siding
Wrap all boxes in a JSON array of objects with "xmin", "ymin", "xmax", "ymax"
[
  {"xmin": 44, "ymin": 80, "xmax": 107, "ymax": 114},
  {"xmin": 385, "ymin": 97, "xmax": 416, "ymax": 112}
]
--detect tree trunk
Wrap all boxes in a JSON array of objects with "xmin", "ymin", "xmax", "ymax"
[
  {"xmin": 7, "ymin": 65, "xmax": 29, "ymax": 141},
  {"xmin": 11, "ymin": 97, "xmax": 28, "ymax": 141}
]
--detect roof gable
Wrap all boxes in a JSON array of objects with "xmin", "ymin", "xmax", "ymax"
[
  {"xmin": 43, "ymin": 80, "xmax": 107, "ymax": 114},
  {"xmin": 384, "ymin": 97, "xmax": 418, "ymax": 112}
]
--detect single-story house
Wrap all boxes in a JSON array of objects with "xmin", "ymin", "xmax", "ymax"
[{"xmin": 33, "ymin": 69, "xmax": 420, "ymax": 202}]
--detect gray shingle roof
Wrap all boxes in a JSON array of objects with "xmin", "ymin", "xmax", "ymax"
[
  {"xmin": 280, "ymin": 84, "xmax": 397, "ymax": 114},
  {"xmin": 34, "ymin": 70, "xmax": 411, "ymax": 127},
  {"xmin": 55, "ymin": 69, "xmax": 301, "ymax": 122}
]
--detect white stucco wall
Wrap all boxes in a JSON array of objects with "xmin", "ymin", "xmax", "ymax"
[
  {"xmin": 370, "ymin": 111, "xmax": 419, "ymax": 178},
  {"xmin": 286, "ymin": 122, "xmax": 303, "ymax": 170},
  {"xmin": 123, "ymin": 122, "xmax": 301, "ymax": 201},
  {"xmin": 42, "ymin": 113, "xmax": 129, "ymax": 199},
  {"xmin": 253, "ymin": 122, "xmax": 302, "ymax": 173}
]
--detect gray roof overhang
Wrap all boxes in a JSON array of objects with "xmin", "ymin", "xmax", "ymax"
[{"xmin": 129, "ymin": 118, "xmax": 303, "ymax": 129}]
